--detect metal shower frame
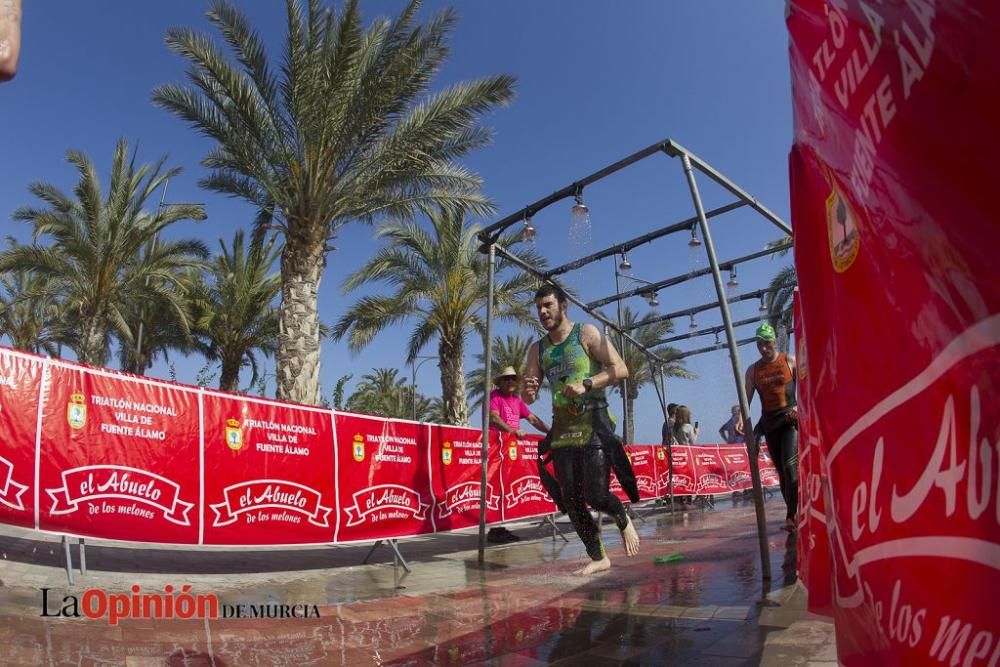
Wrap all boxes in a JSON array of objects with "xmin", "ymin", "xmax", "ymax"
[{"xmin": 474, "ymin": 138, "xmax": 792, "ymax": 584}]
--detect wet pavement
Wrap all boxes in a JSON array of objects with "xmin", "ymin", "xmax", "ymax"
[{"xmin": 0, "ymin": 496, "xmax": 836, "ymax": 665}]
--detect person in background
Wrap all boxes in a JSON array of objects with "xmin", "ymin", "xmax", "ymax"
[
  {"xmin": 0, "ymin": 0, "xmax": 21, "ymax": 81},
  {"xmin": 487, "ymin": 365, "xmax": 549, "ymax": 543},
  {"xmin": 672, "ymin": 405, "xmax": 699, "ymax": 445},
  {"xmin": 718, "ymin": 405, "xmax": 745, "ymax": 444},
  {"xmin": 661, "ymin": 402, "xmax": 678, "ymax": 447}
]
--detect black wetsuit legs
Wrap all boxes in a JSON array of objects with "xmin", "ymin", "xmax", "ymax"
[{"xmin": 552, "ymin": 444, "xmax": 629, "ymax": 561}]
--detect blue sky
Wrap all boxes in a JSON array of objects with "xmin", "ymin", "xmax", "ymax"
[{"xmin": 1, "ymin": 1, "xmax": 794, "ymax": 443}]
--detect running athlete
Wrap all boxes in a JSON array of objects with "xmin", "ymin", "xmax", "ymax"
[
  {"xmin": 744, "ymin": 323, "xmax": 798, "ymax": 530},
  {"xmin": 522, "ymin": 285, "xmax": 640, "ymax": 574}
]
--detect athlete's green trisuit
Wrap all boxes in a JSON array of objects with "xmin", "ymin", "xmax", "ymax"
[{"xmin": 538, "ymin": 323, "xmax": 633, "ymax": 561}]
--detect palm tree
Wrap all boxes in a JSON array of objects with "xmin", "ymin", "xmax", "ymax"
[
  {"xmin": 116, "ymin": 298, "xmax": 196, "ymax": 375},
  {"xmin": 764, "ymin": 237, "xmax": 797, "ymax": 352},
  {"xmin": 766, "ymin": 264, "xmax": 796, "ymax": 352},
  {"xmin": 0, "ymin": 139, "xmax": 208, "ymax": 366},
  {"xmin": 0, "ymin": 265, "xmax": 66, "ymax": 356},
  {"xmin": 346, "ymin": 368, "xmax": 411, "ymax": 419},
  {"xmin": 613, "ymin": 306, "xmax": 693, "ymax": 444},
  {"xmin": 333, "ymin": 209, "xmax": 543, "ymax": 426},
  {"xmin": 114, "ymin": 237, "xmax": 200, "ymax": 375},
  {"xmin": 153, "ymin": 0, "xmax": 515, "ymax": 405},
  {"xmin": 466, "ymin": 333, "xmax": 538, "ymax": 411},
  {"xmin": 190, "ymin": 230, "xmax": 281, "ymax": 392}
]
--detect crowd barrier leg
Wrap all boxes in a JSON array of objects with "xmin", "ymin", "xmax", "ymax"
[
  {"xmin": 626, "ymin": 503, "xmax": 646, "ymax": 525},
  {"xmin": 79, "ymin": 538, "xmax": 87, "ymax": 576},
  {"xmin": 535, "ymin": 513, "xmax": 568, "ymax": 542},
  {"xmin": 362, "ymin": 539, "xmax": 411, "ymax": 573},
  {"xmin": 61, "ymin": 535, "xmax": 74, "ymax": 585}
]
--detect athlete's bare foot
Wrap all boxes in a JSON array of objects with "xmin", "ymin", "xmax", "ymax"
[
  {"xmin": 574, "ymin": 556, "xmax": 612, "ymax": 575},
  {"xmin": 621, "ymin": 517, "xmax": 640, "ymax": 557}
]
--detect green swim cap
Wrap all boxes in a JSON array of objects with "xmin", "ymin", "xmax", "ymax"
[{"xmin": 756, "ymin": 323, "xmax": 777, "ymax": 341}]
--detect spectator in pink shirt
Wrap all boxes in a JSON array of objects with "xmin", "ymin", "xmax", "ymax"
[{"xmin": 487, "ymin": 366, "xmax": 549, "ymax": 543}]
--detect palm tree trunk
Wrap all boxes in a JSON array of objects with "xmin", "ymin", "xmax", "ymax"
[
  {"xmin": 219, "ymin": 357, "xmax": 241, "ymax": 393},
  {"xmin": 276, "ymin": 227, "xmax": 324, "ymax": 405},
  {"xmin": 438, "ymin": 335, "xmax": 468, "ymax": 426},
  {"xmin": 625, "ymin": 393, "xmax": 636, "ymax": 445},
  {"xmin": 78, "ymin": 316, "xmax": 107, "ymax": 367}
]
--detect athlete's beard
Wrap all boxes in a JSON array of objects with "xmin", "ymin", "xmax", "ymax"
[{"xmin": 543, "ymin": 310, "xmax": 564, "ymax": 332}]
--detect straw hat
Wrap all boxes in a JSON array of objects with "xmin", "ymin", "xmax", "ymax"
[{"xmin": 492, "ymin": 366, "xmax": 519, "ymax": 383}]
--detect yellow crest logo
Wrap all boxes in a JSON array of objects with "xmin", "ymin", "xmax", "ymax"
[
  {"xmin": 67, "ymin": 393, "xmax": 86, "ymax": 430},
  {"xmin": 508, "ymin": 441, "xmax": 518, "ymax": 461},
  {"xmin": 657, "ymin": 448, "xmax": 665, "ymax": 461},
  {"xmin": 442, "ymin": 441, "xmax": 452, "ymax": 465},
  {"xmin": 352, "ymin": 434, "xmax": 365, "ymax": 462},
  {"xmin": 225, "ymin": 418, "xmax": 243, "ymax": 451},
  {"xmin": 826, "ymin": 186, "xmax": 860, "ymax": 273}
]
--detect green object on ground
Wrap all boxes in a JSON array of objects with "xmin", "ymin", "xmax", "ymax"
[{"xmin": 654, "ymin": 553, "xmax": 685, "ymax": 565}]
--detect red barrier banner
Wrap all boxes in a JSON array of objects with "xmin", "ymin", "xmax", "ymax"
[
  {"xmin": 758, "ymin": 450, "xmax": 781, "ymax": 489},
  {"xmin": 0, "ymin": 346, "xmax": 794, "ymax": 548},
  {"xmin": 692, "ymin": 447, "xmax": 730, "ymax": 496},
  {"xmin": 499, "ymin": 434, "xmax": 556, "ymax": 521},
  {"xmin": 202, "ymin": 393, "xmax": 335, "ymax": 545},
  {"xmin": 38, "ymin": 364, "xmax": 200, "ymax": 543},
  {"xmin": 659, "ymin": 446, "xmax": 694, "ymax": 496},
  {"xmin": 430, "ymin": 425, "xmax": 502, "ymax": 531},
  {"xmin": 608, "ymin": 445, "xmax": 657, "ymax": 501},
  {"xmin": 608, "ymin": 452, "xmax": 629, "ymax": 503},
  {"xmin": 0, "ymin": 350, "xmax": 42, "ymax": 529},
  {"xmin": 718, "ymin": 446, "xmax": 752, "ymax": 492},
  {"xmin": 789, "ymin": 1, "xmax": 1000, "ymax": 663},
  {"xmin": 332, "ymin": 413, "xmax": 432, "ymax": 542},
  {"xmin": 629, "ymin": 446, "xmax": 659, "ymax": 500}
]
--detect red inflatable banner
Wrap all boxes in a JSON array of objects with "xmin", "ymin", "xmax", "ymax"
[
  {"xmin": 794, "ymin": 288, "xmax": 835, "ymax": 616},
  {"xmin": 789, "ymin": 1, "xmax": 1000, "ymax": 663},
  {"xmin": 0, "ymin": 349, "xmax": 41, "ymax": 529},
  {"xmin": 201, "ymin": 393, "xmax": 335, "ymax": 545},
  {"xmin": 38, "ymin": 363, "xmax": 201, "ymax": 543},
  {"xmin": 332, "ymin": 413, "xmax": 432, "ymax": 543}
]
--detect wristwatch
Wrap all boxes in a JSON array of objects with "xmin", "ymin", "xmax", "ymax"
[{"xmin": 582, "ymin": 378, "xmax": 593, "ymax": 392}]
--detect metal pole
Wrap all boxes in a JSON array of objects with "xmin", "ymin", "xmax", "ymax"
[
  {"xmin": 478, "ymin": 139, "xmax": 671, "ymax": 244},
  {"xmin": 493, "ymin": 245, "xmax": 673, "ymax": 367},
  {"xmin": 409, "ymin": 356, "xmax": 437, "ymax": 421},
  {"xmin": 586, "ymin": 242, "xmax": 791, "ymax": 310},
  {"xmin": 655, "ymin": 363, "xmax": 674, "ymax": 514},
  {"xmin": 613, "ymin": 268, "xmax": 630, "ymax": 443},
  {"xmin": 681, "ymin": 153, "xmax": 771, "ymax": 582},
  {"xmin": 665, "ymin": 140, "xmax": 792, "ymax": 237},
  {"xmin": 478, "ymin": 244, "xmax": 496, "ymax": 564}
]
